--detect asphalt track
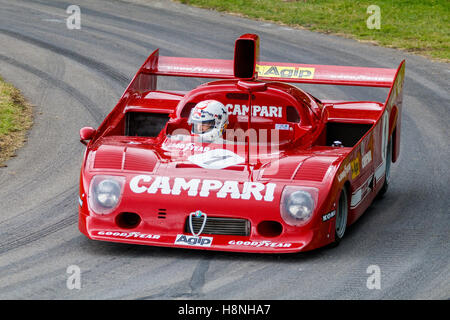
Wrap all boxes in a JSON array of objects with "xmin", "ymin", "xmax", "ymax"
[{"xmin": 0, "ymin": 0, "xmax": 448, "ymax": 299}]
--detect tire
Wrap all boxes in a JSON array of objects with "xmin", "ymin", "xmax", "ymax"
[
  {"xmin": 333, "ymin": 187, "xmax": 349, "ymax": 245},
  {"xmin": 378, "ymin": 137, "xmax": 393, "ymax": 197}
]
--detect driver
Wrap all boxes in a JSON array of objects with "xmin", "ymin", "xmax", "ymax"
[{"xmin": 188, "ymin": 100, "xmax": 228, "ymax": 142}]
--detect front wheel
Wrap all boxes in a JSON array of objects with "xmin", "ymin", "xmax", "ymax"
[{"xmin": 333, "ymin": 187, "xmax": 349, "ymax": 245}]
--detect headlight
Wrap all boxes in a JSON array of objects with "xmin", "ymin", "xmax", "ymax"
[
  {"xmin": 280, "ymin": 186, "xmax": 318, "ymax": 226},
  {"xmin": 89, "ymin": 175, "xmax": 125, "ymax": 214}
]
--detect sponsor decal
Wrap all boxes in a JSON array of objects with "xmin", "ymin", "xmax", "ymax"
[
  {"xmin": 129, "ymin": 175, "xmax": 276, "ymax": 202},
  {"xmin": 256, "ymin": 65, "xmax": 315, "ymax": 80},
  {"xmin": 162, "ymin": 142, "xmax": 211, "ymax": 153},
  {"xmin": 175, "ymin": 234, "xmax": 213, "ymax": 247},
  {"xmin": 361, "ymin": 134, "xmax": 374, "ymax": 169},
  {"xmin": 322, "ymin": 210, "xmax": 336, "ymax": 222},
  {"xmin": 275, "ymin": 123, "xmax": 290, "ymax": 130},
  {"xmin": 338, "ymin": 163, "xmax": 351, "ymax": 182},
  {"xmin": 188, "ymin": 149, "xmax": 244, "ymax": 169},
  {"xmin": 228, "ymin": 240, "xmax": 292, "ymax": 248},
  {"xmin": 225, "ymin": 104, "xmax": 282, "ymax": 118},
  {"xmin": 97, "ymin": 231, "xmax": 160, "ymax": 239},
  {"xmin": 164, "ymin": 65, "xmax": 223, "ymax": 74},
  {"xmin": 351, "ymin": 156, "xmax": 360, "ymax": 179},
  {"xmin": 362, "ymin": 150, "xmax": 372, "ymax": 169},
  {"xmin": 376, "ymin": 111, "xmax": 390, "ymax": 183}
]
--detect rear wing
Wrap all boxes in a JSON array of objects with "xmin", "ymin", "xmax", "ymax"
[
  {"xmin": 125, "ymin": 33, "xmax": 404, "ymax": 98},
  {"xmin": 149, "ymin": 55, "xmax": 397, "ymax": 88}
]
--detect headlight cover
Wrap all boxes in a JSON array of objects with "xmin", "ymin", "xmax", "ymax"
[
  {"xmin": 280, "ymin": 186, "xmax": 318, "ymax": 226},
  {"xmin": 88, "ymin": 175, "xmax": 125, "ymax": 215}
]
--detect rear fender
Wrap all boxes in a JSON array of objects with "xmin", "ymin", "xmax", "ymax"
[{"xmin": 385, "ymin": 61, "xmax": 405, "ymax": 162}]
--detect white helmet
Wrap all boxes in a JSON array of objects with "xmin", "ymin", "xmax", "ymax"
[{"xmin": 188, "ymin": 100, "xmax": 228, "ymax": 142}]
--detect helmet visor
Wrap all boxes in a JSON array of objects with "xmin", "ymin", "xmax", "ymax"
[{"xmin": 191, "ymin": 119, "xmax": 215, "ymax": 134}]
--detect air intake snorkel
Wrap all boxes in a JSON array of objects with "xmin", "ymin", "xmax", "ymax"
[{"xmin": 233, "ymin": 34, "xmax": 267, "ymax": 179}]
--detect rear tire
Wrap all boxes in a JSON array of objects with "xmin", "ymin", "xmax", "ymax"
[{"xmin": 378, "ymin": 137, "xmax": 392, "ymax": 197}]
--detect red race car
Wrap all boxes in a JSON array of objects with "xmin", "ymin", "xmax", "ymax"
[{"xmin": 78, "ymin": 34, "xmax": 405, "ymax": 253}]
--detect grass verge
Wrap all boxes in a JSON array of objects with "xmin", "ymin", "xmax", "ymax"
[
  {"xmin": 177, "ymin": 0, "xmax": 449, "ymax": 62},
  {"xmin": 0, "ymin": 77, "xmax": 33, "ymax": 167}
]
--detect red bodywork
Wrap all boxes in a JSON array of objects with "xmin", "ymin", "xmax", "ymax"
[{"xmin": 78, "ymin": 34, "xmax": 405, "ymax": 253}]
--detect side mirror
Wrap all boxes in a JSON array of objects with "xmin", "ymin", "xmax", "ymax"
[{"xmin": 79, "ymin": 127, "xmax": 96, "ymax": 145}]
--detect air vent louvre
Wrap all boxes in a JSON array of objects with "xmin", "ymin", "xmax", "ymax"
[
  {"xmin": 123, "ymin": 148, "xmax": 157, "ymax": 172},
  {"xmin": 294, "ymin": 160, "xmax": 330, "ymax": 182},
  {"xmin": 93, "ymin": 146, "xmax": 123, "ymax": 169},
  {"xmin": 158, "ymin": 208, "xmax": 167, "ymax": 219}
]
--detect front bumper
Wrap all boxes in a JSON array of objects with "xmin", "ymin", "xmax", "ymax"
[{"xmin": 79, "ymin": 210, "xmax": 321, "ymax": 254}]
